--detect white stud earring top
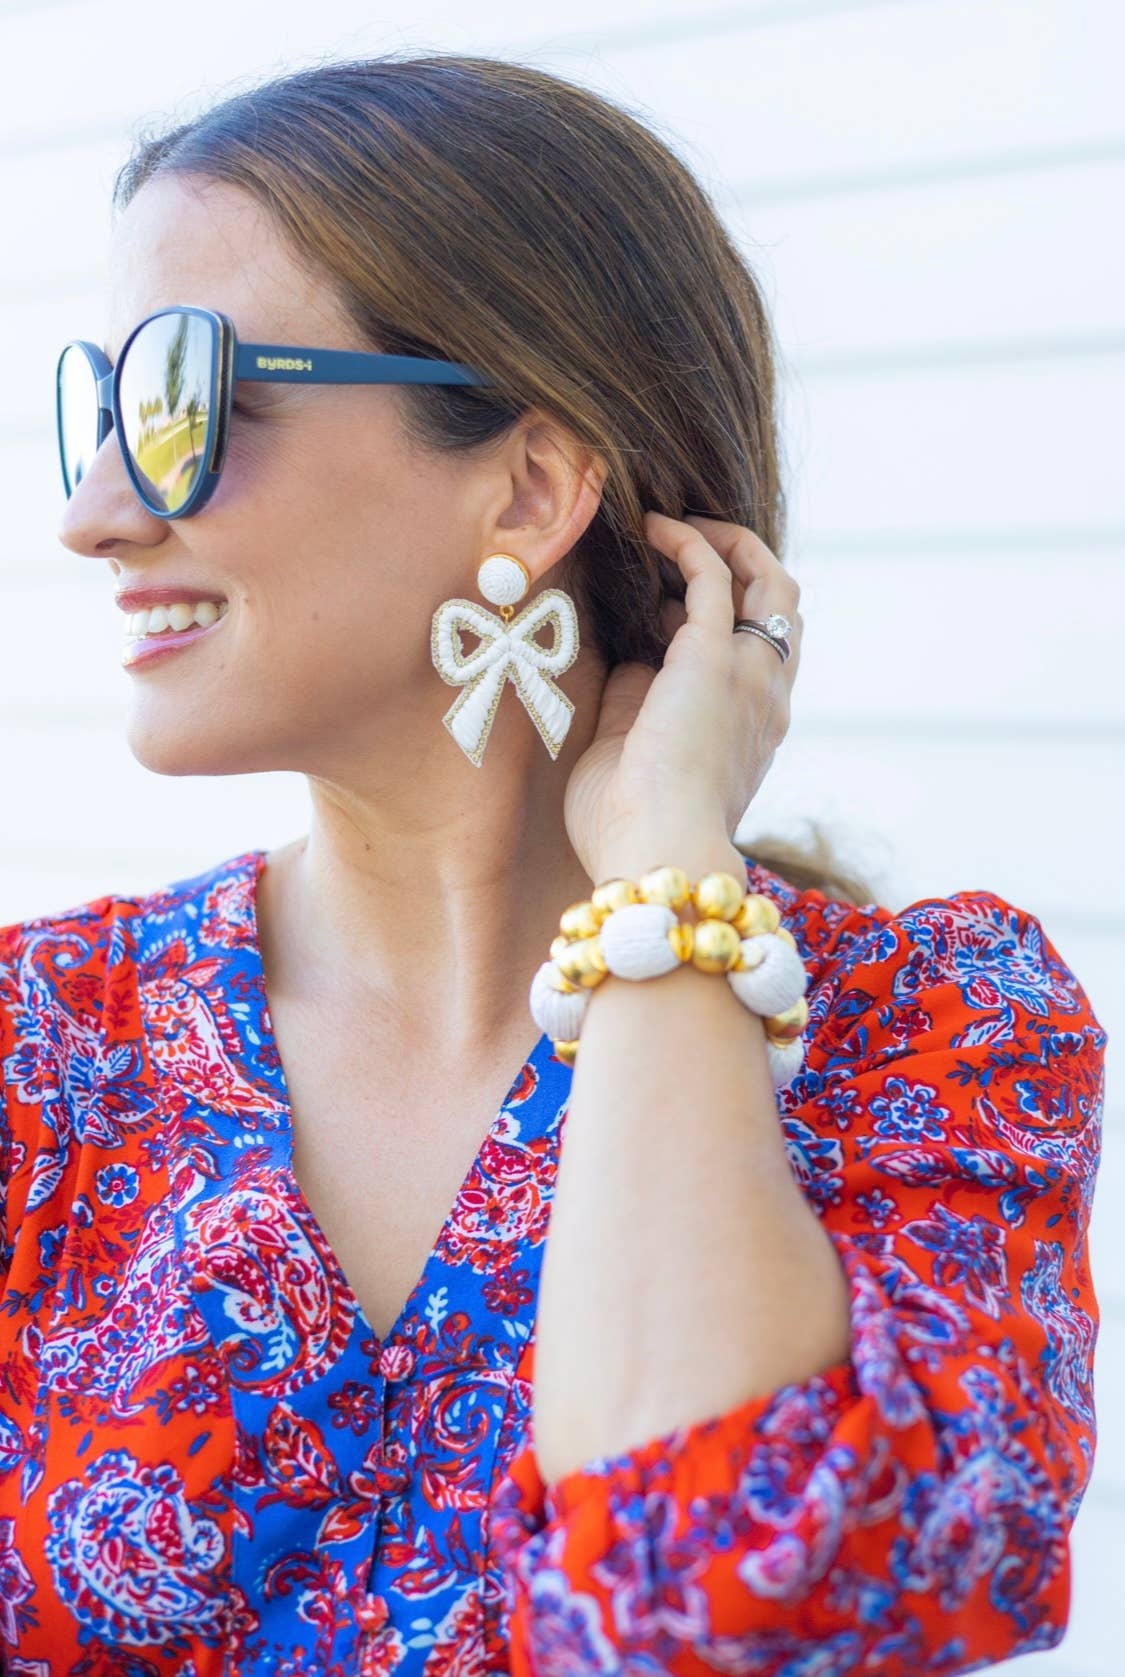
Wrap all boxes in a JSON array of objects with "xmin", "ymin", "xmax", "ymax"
[{"xmin": 477, "ymin": 554, "xmax": 530, "ymax": 616}]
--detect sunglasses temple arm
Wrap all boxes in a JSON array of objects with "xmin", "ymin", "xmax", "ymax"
[{"xmin": 233, "ymin": 343, "xmax": 492, "ymax": 387}]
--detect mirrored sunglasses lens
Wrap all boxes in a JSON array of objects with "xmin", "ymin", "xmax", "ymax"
[
  {"xmin": 58, "ymin": 345, "xmax": 100, "ymax": 494},
  {"xmin": 119, "ymin": 311, "xmax": 214, "ymax": 513}
]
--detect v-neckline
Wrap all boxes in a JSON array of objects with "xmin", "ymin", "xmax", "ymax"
[{"xmin": 240, "ymin": 845, "xmax": 555, "ymax": 1353}]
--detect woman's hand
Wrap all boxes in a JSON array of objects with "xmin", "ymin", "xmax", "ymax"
[{"xmin": 563, "ymin": 512, "xmax": 803, "ymax": 884}]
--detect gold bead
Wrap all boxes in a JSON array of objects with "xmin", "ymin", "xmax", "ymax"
[
  {"xmin": 762, "ymin": 996, "xmax": 809, "ymax": 1042},
  {"xmin": 554, "ymin": 936, "xmax": 609, "ymax": 989},
  {"xmin": 690, "ymin": 918, "xmax": 742, "ymax": 973},
  {"xmin": 559, "ymin": 900, "xmax": 603, "ymax": 941},
  {"xmin": 545, "ymin": 964, "xmax": 581, "ymax": 995},
  {"xmin": 549, "ymin": 934, "xmax": 572, "ymax": 965},
  {"xmin": 553, "ymin": 1038, "xmax": 580, "ymax": 1065},
  {"xmin": 667, "ymin": 921, "xmax": 694, "ymax": 963},
  {"xmin": 732, "ymin": 893, "xmax": 781, "ymax": 937},
  {"xmin": 774, "ymin": 925, "xmax": 798, "ymax": 952},
  {"xmin": 591, "ymin": 877, "xmax": 641, "ymax": 915},
  {"xmin": 692, "ymin": 871, "xmax": 745, "ymax": 921},
  {"xmin": 637, "ymin": 865, "xmax": 692, "ymax": 910}
]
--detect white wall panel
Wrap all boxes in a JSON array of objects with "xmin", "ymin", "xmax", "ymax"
[
  {"xmin": 781, "ymin": 356, "xmax": 1125, "ymax": 542},
  {"xmin": 732, "ymin": 154, "xmax": 1125, "ymax": 357},
  {"xmin": 555, "ymin": 0, "xmax": 1125, "ymax": 188},
  {"xmin": 0, "ymin": 0, "xmax": 953, "ymax": 152},
  {"xmin": 3, "ymin": 139, "xmax": 126, "ymax": 298},
  {"xmin": 743, "ymin": 728, "xmax": 1120, "ymax": 920},
  {"xmin": 4, "ymin": 0, "xmax": 1122, "ymax": 172}
]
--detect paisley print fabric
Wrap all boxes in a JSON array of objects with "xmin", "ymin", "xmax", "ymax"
[{"xmin": 0, "ymin": 846, "xmax": 1105, "ymax": 1674}]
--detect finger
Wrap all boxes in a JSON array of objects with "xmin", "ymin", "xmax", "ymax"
[
  {"xmin": 682, "ymin": 515, "xmax": 800, "ymax": 619},
  {"xmin": 682, "ymin": 519, "xmax": 802, "ymax": 669},
  {"xmin": 681, "ymin": 515, "xmax": 791, "ymax": 586},
  {"xmin": 644, "ymin": 511, "xmax": 737, "ymax": 638}
]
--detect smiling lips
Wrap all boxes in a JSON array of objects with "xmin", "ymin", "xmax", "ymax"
[
  {"xmin": 123, "ymin": 599, "xmax": 228, "ymax": 640},
  {"xmin": 121, "ymin": 601, "xmax": 230, "ymax": 669}
]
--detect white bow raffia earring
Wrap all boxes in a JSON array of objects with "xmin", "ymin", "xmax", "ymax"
[{"xmin": 430, "ymin": 554, "xmax": 581, "ymax": 766}]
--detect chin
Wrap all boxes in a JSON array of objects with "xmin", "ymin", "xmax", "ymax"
[{"xmin": 123, "ymin": 716, "xmax": 256, "ymax": 779}]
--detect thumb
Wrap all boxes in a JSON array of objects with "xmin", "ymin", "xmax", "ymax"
[{"xmin": 589, "ymin": 661, "xmax": 659, "ymax": 747}]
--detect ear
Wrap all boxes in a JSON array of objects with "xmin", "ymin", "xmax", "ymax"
[{"xmin": 481, "ymin": 410, "xmax": 608, "ymax": 581}]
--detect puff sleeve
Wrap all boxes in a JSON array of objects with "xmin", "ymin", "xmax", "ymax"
[{"xmin": 491, "ymin": 888, "xmax": 1106, "ymax": 1675}]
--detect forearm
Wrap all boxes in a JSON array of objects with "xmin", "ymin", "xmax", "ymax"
[{"xmin": 531, "ymin": 825, "xmax": 852, "ymax": 1488}]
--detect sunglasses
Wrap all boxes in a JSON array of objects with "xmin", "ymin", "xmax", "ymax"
[{"xmin": 56, "ymin": 303, "xmax": 495, "ymax": 520}]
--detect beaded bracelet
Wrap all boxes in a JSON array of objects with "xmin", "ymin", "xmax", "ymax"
[{"xmin": 528, "ymin": 865, "xmax": 809, "ymax": 1091}]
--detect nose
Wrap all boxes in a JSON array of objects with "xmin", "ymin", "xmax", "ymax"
[{"xmin": 56, "ymin": 428, "xmax": 170, "ymax": 563}]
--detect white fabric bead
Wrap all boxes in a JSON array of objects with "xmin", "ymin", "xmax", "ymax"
[
  {"xmin": 528, "ymin": 960, "xmax": 590, "ymax": 1041},
  {"xmin": 764, "ymin": 1034, "xmax": 806, "ymax": 1091},
  {"xmin": 598, "ymin": 902, "xmax": 682, "ymax": 980},
  {"xmin": 726, "ymin": 934, "xmax": 807, "ymax": 1016}
]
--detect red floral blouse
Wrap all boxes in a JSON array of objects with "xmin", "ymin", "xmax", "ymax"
[{"xmin": 0, "ymin": 845, "xmax": 1105, "ymax": 1674}]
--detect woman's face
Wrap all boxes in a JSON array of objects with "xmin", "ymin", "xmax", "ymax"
[{"xmin": 58, "ymin": 173, "xmax": 505, "ymax": 782}]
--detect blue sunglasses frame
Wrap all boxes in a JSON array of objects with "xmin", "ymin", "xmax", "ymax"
[{"xmin": 56, "ymin": 303, "xmax": 496, "ymax": 520}]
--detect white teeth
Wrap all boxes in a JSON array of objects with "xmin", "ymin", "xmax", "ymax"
[{"xmin": 124, "ymin": 599, "xmax": 228, "ymax": 639}]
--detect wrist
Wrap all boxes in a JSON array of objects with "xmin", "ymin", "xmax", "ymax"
[{"xmin": 590, "ymin": 826, "xmax": 747, "ymax": 893}]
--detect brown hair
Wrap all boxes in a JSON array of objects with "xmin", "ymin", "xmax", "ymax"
[{"xmin": 113, "ymin": 53, "xmax": 887, "ymax": 911}]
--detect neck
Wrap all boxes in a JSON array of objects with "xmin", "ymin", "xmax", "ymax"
[{"xmin": 256, "ymin": 653, "xmax": 608, "ymax": 1056}]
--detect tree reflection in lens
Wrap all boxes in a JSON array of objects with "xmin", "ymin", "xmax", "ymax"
[{"xmin": 122, "ymin": 313, "xmax": 211, "ymax": 513}]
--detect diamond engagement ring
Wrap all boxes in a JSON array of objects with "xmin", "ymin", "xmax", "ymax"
[{"xmin": 733, "ymin": 613, "xmax": 792, "ymax": 663}]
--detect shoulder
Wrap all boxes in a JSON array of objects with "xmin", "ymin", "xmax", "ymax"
[
  {"xmin": 0, "ymin": 886, "xmax": 133, "ymax": 1068},
  {"xmin": 0, "ymin": 848, "xmax": 264, "ymax": 1159},
  {"xmin": 0, "ymin": 887, "xmax": 136, "ymax": 1226},
  {"xmin": 1, "ymin": 858, "xmax": 196, "ymax": 1021},
  {"xmin": 745, "ymin": 853, "xmax": 1105, "ymax": 1027},
  {"xmin": 742, "ymin": 853, "xmax": 1106, "ymax": 1124},
  {"xmin": 0, "ymin": 847, "xmax": 265, "ymax": 995}
]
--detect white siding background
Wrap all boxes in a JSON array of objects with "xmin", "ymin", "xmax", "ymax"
[{"xmin": 0, "ymin": 0, "xmax": 1120, "ymax": 1667}]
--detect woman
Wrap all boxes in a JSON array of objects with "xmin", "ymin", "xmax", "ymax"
[{"xmin": 0, "ymin": 53, "xmax": 1104, "ymax": 1675}]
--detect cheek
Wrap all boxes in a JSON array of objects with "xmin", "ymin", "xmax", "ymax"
[
  {"xmin": 203, "ymin": 423, "xmax": 360, "ymax": 572},
  {"xmin": 198, "ymin": 410, "xmax": 463, "ymax": 645}
]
